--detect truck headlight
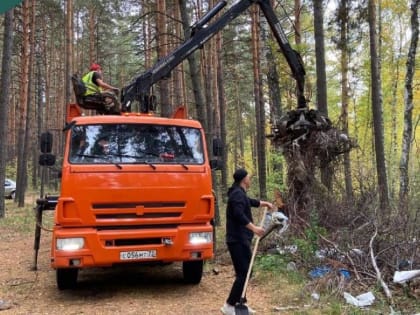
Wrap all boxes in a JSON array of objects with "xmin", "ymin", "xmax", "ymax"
[
  {"xmin": 56, "ymin": 238, "xmax": 85, "ymax": 251},
  {"xmin": 189, "ymin": 232, "xmax": 212, "ymax": 245}
]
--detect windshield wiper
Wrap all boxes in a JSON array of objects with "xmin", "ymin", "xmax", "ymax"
[
  {"xmin": 76, "ymin": 153, "xmax": 106, "ymax": 159},
  {"xmin": 133, "ymin": 160, "xmax": 157, "ymax": 170},
  {"xmin": 107, "ymin": 153, "xmax": 158, "ymax": 169},
  {"xmin": 177, "ymin": 163, "xmax": 189, "ymax": 170},
  {"xmin": 76, "ymin": 154, "xmax": 122, "ymax": 169}
]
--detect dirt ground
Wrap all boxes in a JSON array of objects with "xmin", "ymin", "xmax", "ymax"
[{"xmin": 0, "ymin": 207, "xmax": 290, "ymax": 315}]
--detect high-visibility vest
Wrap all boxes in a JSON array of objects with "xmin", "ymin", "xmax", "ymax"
[{"xmin": 82, "ymin": 71, "xmax": 102, "ymax": 95}]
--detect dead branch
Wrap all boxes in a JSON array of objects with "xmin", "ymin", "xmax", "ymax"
[{"xmin": 369, "ymin": 223, "xmax": 394, "ymax": 305}]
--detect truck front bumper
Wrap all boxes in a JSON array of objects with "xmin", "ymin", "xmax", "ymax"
[{"xmin": 51, "ymin": 224, "xmax": 213, "ymax": 268}]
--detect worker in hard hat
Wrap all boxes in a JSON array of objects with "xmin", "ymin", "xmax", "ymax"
[{"xmin": 82, "ymin": 63, "xmax": 121, "ymax": 113}]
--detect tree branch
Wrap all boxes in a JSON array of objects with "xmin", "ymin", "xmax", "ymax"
[{"xmin": 369, "ymin": 223, "xmax": 394, "ymax": 305}]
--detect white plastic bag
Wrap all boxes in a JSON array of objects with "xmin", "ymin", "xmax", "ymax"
[
  {"xmin": 393, "ymin": 270, "xmax": 420, "ymax": 284},
  {"xmin": 343, "ymin": 291, "xmax": 375, "ymax": 307}
]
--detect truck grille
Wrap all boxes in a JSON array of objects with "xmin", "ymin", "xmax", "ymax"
[
  {"xmin": 95, "ymin": 212, "xmax": 181, "ymax": 219},
  {"xmin": 93, "ymin": 201, "xmax": 184, "ymax": 221},
  {"xmin": 92, "ymin": 202, "xmax": 185, "ymax": 209},
  {"xmin": 97, "ymin": 224, "xmax": 179, "ymax": 231}
]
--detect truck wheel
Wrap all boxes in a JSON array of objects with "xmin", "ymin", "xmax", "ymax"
[
  {"xmin": 56, "ymin": 268, "xmax": 78, "ymax": 290},
  {"xmin": 182, "ymin": 260, "xmax": 203, "ymax": 284}
]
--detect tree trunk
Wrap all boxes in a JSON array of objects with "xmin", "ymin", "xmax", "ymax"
[
  {"xmin": 389, "ymin": 28, "xmax": 403, "ymax": 199},
  {"xmin": 264, "ymin": 25, "xmax": 284, "ymax": 190},
  {"xmin": 294, "ymin": 0, "xmax": 301, "ymax": 45},
  {"xmin": 399, "ymin": 0, "xmax": 419, "ymax": 209},
  {"xmin": 172, "ymin": 3, "xmax": 184, "ymax": 107},
  {"xmin": 235, "ymin": 85, "xmax": 245, "ymax": 169},
  {"xmin": 313, "ymin": 0, "xmax": 332, "ymax": 191},
  {"xmin": 368, "ymin": 0, "xmax": 389, "ymax": 212},
  {"xmin": 34, "ymin": 53, "xmax": 43, "ymax": 191},
  {"xmin": 338, "ymin": 0, "xmax": 354, "ymax": 199},
  {"xmin": 156, "ymin": 0, "xmax": 171, "ymax": 117},
  {"xmin": 216, "ymin": 30, "xmax": 228, "ymax": 205},
  {"xmin": 16, "ymin": 0, "xmax": 32, "ymax": 207},
  {"xmin": 204, "ymin": 41, "xmax": 215, "ymax": 150},
  {"xmin": 251, "ymin": 5, "xmax": 267, "ymax": 199},
  {"xmin": 0, "ymin": 8, "xmax": 14, "ymax": 218},
  {"xmin": 23, "ymin": 0, "xmax": 36, "ymax": 203},
  {"xmin": 65, "ymin": 0, "xmax": 74, "ymax": 104},
  {"xmin": 266, "ymin": 42, "xmax": 282, "ymax": 123},
  {"xmin": 88, "ymin": 3, "xmax": 99, "ymax": 63},
  {"xmin": 88, "ymin": 4, "xmax": 96, "ymax": 62},
  {"xmin": 178, "ymin": 0, "xmax": 207, "ymax": 128}
]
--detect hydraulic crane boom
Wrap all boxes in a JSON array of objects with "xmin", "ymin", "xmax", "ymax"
[{"xmin": 121, "ymin": 0, "xmax": 307, "ymax": 113}]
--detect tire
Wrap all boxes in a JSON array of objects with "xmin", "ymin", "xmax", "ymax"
[
  {"xmin": 10, "ymin": 191, "xmax": 15, "ymax": 200},
  {"xmin": 182, "ymin": 260, "xmax": 203, "ymax": 284},
  {"xmin": 56, "ymin": 268, "xmax": 78, "ymax": 290}
]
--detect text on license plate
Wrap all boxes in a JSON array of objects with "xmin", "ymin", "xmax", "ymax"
[{"xmin": 120, "ymin": 250, "xmax": 157, "ymax": 260}]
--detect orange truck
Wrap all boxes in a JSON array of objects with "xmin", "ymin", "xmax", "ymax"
[
  {"xmin": 37, "ymin": 106, "xmax": 217, "ymax": 290},
  {"xmin": 34, "ymin": 0, "xmax": 315, "ymax": 290}
]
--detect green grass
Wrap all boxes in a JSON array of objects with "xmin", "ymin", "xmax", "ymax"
[
  {"xmin": 0, "ymin": 200, "xmax": 37, "ymax": 234},
  {"xmin": 0, "ymin": 195, "xmax": 55, "ymax": 236}
]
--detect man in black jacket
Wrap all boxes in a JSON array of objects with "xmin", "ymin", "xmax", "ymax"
[{"xmin": 221, "ymin": 168, "xmax": 274, "ymax": 315}]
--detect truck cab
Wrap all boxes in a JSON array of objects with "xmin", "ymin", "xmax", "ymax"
[{"xmin": 51, "ymin": 112, "xmax": 215, "ymax": 289}]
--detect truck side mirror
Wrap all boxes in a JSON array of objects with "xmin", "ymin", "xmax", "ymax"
[
  {"xmin": 212, "ymin": 138, "xmax": 223, "ymax": 157},
  {"xmin": 39, "ymin": 153, "xmax": 56, "ymax": 166},
  {"xmin": 40, "ymin": 131, "xmax": 53, "ymax": 153}
]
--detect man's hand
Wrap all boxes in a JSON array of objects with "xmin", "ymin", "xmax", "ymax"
[
  {"xmin": 260, "ymin": 200, "xmax": 274, "ymax": 210},
  {"xmin": 253, "ymin": 226, "xmax": 265, "ymax": 237},
  {"xmin": 247, "ymin": 222, "xmax": 265, "ymax": 237}
]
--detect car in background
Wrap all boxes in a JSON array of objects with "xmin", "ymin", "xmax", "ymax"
[{"xmin": 4, "ymin": 179, "xmax": 16, "ymax": 200}]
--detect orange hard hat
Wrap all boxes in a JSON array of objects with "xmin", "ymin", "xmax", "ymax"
[{"xmin": 90, "ymin": 63, "xmax": 101, "ymax": 71}]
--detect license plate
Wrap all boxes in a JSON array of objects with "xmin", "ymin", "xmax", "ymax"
[{"xmin": 120, "ymin": 250, "xmax": 157, "ymax": 260}]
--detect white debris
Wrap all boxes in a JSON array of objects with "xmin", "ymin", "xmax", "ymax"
[
  {"xmin": 393, "ymin": 270, "xmax": 420, "ymax": 284},
  {"xmin": 311, "ymin": 292, "xmax": 320, "ymax": 301},
  {"xmin": 277, "ymin": 245, "xmax": 297, "ymax": 255},
  {"xmin": 349, "ymin": 248, "xmax": 364, "ymax": 256},
  {"xmin": 343, "ymin": 291, "xmax": 375, "ymax": 307}
]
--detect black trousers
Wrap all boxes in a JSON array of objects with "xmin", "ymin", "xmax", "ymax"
[{"xmin": 226, "ymin": 241, "xmax": 252, "ymax": 305}]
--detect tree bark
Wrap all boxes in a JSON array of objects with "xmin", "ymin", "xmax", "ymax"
[
  {"xmin": 172, "ymin": 3, "xmax": 185, "ymax": 107},
  {"xmin": 399, "ymin": 0, "xmax": 419, "ymax": 209},
  {"xmin": 65, "ymin": 0, "xmax": 74, "ymax": 104},
  {"xmin": 23, "ymin": 0, "xmax": 36, "ymax": 205},
  {"xmin": 313, "ymin": 0, "xmax": 327, "ymax": 116},
  {"xmin": 88, "ymin": 4, "xmax": 96, "ymax": 63},
  {"xmin": 16, "ymin": 0, "xmax": 32, "ymax": 207},
  {"xmin": 204, "ymin": 38, "xmax": 215, "ymax": 151},
  {"xmin": 178, "ymin": 0, "xmax": 206, "ymax": 128},
  {"xmin": 368, "ymin": 0, "xmax": 389, "ymax": 212},
  {"xmin": 216, "ymin": 30, "xmax": 228, "ymax": 204},
  {"xmin": 294, "ymin": 0, "xmax": 301, "ymax": 45},
  {"xmin": 156, "ymin": 0, "xmax": 171, "ymax": 117},
  {"xmin": 0, "ymin": 8, "xmax": 14, "ymax": 218},
  {"xmin": 313, "ymin": 0, "xmax": 332, "ymax": 191},
  {"xmin": 251, "ymin": 5, "xmax": 267, "ymax": 199},
  {"xmin": 338, "ymin": 0, "xmax": 353, "ymax": 199}
]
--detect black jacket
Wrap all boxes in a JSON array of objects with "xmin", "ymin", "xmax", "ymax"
[{"xmin": 226, "ymin": 183, "xmax": 260, "ymax": 245}]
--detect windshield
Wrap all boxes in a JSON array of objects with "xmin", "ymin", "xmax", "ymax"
[{"xmin": 69, "ymin": 123, "xmax": 204, "ymax": 165}]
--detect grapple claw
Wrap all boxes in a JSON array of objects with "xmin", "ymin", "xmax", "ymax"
[{"xmin": 268, "ymin": 108, "xmax": 332, "ymax": 146}]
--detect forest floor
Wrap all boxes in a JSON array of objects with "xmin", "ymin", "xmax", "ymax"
[{"xmin": 0, "ymin": 198, "xmax": 417, "ymax": 315}]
